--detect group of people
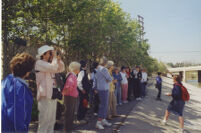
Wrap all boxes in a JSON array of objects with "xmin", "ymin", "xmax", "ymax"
[
  {"xmin": 1, "ymin": 45, "xmax": 148, "ymax": 132},
  {"xmin": 1, "ymin": 44, "xmax": 188, "ymax": 133}
]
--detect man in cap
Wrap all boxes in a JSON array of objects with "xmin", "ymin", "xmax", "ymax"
[{"xmin": 35, "ymin": 45, "xmax": 65, "ymax": 133}]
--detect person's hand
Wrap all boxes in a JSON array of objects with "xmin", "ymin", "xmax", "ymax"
[
  {"xmin": 113, "ymin": 79, "xmax": 117, "ymax": 83},
  {"xmin": 82, "ymin": 90, "xmax": 86, "ymax": 94},
  {"xmin": 165, "ymin": 93, "xmax": 171, "ymax": 96},
  {"xmin": 52, "ymin": 50, "xmax": 56, "ymax": 57},
  {"xmin": 57, "ymin": 55, "xmax": 61, "ymax": 63},
  {"xmin": 94, "ymin": 90, "xmax": 98, "ymax": 94}
]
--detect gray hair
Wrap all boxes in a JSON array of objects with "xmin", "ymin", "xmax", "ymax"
[
  {"xmin": 106, "ymin": 60, "xmax": 114, "ymax": 68},
  {"xmin": 99, "ymin": 56, "xmax": 108, "ymax": 66},
  {"xmin": 69, "ymin": 62, "xmax": 81, "ymax": 72}
]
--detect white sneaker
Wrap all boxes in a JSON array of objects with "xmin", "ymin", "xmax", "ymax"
[
  {"xmin": 136, "ymin": 97, "xmax": 142, "ymax": 101},
  {"xmin": 123, "ymin": 101, "xmax": 128, "ymax": 104},
  {"xmin": 94, "ymin": 113, "xmax": 98, "ymax": 116},
  {"xmin": 161, "ymin": 119, "xmax": 167, "ymax": 125},
  {"xmin": 119, "ymin": 103, "xmax": 122, "ymax": 105},
  {"xmin": 102, "ymin": 119, "xmax": 112, "ymax": 126},
  {"xmin": 96, "ymin": 121, "xmax": 104, "ymax": 129}
]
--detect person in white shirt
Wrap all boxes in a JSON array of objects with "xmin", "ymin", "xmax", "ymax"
[
  {"xmin": 120, "ymin": 66, "xmax": 128, "ymax": 103},
  {"xmin": 141, "ymin": 69, "xmax": 148, "ymax": 98},
  {"xmin": 35, "ymin": 45, "xmax": 65, "ymax": 133},
  {"xmin": 77, "ymin": 60, "xmax": 91, "ymax": 124}
]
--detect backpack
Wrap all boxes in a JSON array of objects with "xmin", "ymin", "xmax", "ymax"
[{"xmin": 175, "ymin": 83, "xmax": 190, "ymax": 101}]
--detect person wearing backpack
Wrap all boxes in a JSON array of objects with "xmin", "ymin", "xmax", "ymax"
[{"xmin": 162, "ymin": 75, "xmax": 189, "ymax": 133}]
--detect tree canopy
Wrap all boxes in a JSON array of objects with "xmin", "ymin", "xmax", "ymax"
[{"xmin": 2, "ymin": 0, "xmax": 166, "ymax": 76}]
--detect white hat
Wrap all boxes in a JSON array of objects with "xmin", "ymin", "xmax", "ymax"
[{"xmin": 36, "ymin": 45, "xmax": 54, "ymax": 59}]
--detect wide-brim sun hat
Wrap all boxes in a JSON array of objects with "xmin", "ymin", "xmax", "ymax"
[{"xmin": 36, "ymin": 45, "xmax": 54, "ymax": 59}]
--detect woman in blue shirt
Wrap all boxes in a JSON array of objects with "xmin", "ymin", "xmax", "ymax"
[{"xmin": 2, "ymin": 53, "xmax": 35, "ymax": 133}]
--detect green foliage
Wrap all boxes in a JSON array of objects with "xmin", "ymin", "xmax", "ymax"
[{"xmin": 2, "ymin": 0, "xmax": 165, "ymax": 76}]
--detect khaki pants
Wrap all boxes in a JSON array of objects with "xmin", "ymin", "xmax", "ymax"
[
  {"xmin": 108, "ymin": 91, "xmax": 117, "ymax": 117},
  {"xmin": 37, "ymin": 98, "xmax": 57, "ymax": 133}
]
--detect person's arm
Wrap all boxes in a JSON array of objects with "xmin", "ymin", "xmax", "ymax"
[
  {"xmin": 36, "ymin": 58, "xmax": 59, "ymax": 73},
  {"xmin": 57, "ymin": 60, "xmax": 65, "ymax": 73},
  {"xmin": 156, "ymin": 77, "xmax": 161, "ymax": 84},
  {"xmin": 8, "ymin": 86, "xmax": 29, "ymax": 131},
  {"xmin": 77, "ymin": 71, "xmax": 85, "ymax": 92},
  {"xmin": 119, "ymin": 74, "xmax": 123, "ymax": 81},
  {"xmin": 102, "ymin": 68, "xmax": 112, "ymax": 82}
]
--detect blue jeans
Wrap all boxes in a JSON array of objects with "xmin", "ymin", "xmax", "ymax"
[
  {"xmin": 98, "ymin": 90, "xmax": 109, "ymax": 119},
  {"xmin": 115, "ymin": 84, "xmax": 122, "ymax": 104}
]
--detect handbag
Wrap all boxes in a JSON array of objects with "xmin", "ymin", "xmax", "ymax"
[
  {"xmin": 52, "ymin": 88, "xmax": 62, "ymax": 100},
  {"xmin": 52, "ymin": 73, "xmax": 72, "ymax": 100}
]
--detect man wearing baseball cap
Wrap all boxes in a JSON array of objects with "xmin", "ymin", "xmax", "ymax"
[{"xmin": 35, "ymin": 45, "xmax": 65, "ymax": 133}]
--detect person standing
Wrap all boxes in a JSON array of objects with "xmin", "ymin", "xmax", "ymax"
[
  {"xmin": 131, "ymin": 67, "xmax": 138, "ymax": 100},
  {"xmin": 120, "ymin": 66, "xmax": 128, "ymax": 104},
  {"xmin": 162, "ymin": 75, "xmax": 186, "ymax": 133},
  {"xmin": 77, "ymin": 60, "xmax": 91, "ymax": 124},
  {"xmin": 62, "ymin": 62, "xmax": 80, "ymax": 132},
  {"xmin": 35, "ymin": 45, "xmax": 65, "ymax": 133},
  {"xmin": 156, "ymin": 72, "xmax": 162, "ymax": 101},
  {"xmin": 2, "ymin": 53, "xmax": 35, "ymax": 133},
  {"xmin": 136, "ymin": 66, "xmax": 142, "ymax": 101},
  {"xmin": 126, "ymin": 67, "xmax": 133, "ymax": 101},
  {"xmin": 91, "ymin": 62, "xmax": 99, "ymax": 116},
  {"xmin": 113, "ymin": 67, "xmax": 122, "ymax": 105},
  {"xmin": 107, "ymin": 61, "xmax": 118, "ymax": 119},
  {"xmin": 141, "ymin": 69, "xmax": 148, "ymax": 98},
  {"xmin": 95, "ymin": 57, "xmax": 112, "ymax": 130}
]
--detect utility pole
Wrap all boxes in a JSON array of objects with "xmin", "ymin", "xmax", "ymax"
[
  {"xmin": 137, "ymin": 15, "xmax": 144, "ymax": 41},
  {"xmin": 138, "ymin": 15, "xmax": 144, "ymax": 67}
]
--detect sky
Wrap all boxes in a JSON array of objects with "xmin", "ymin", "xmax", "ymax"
[{"xmin": 114, "ymin": 0, "xmax": 201, "ymax": 64}]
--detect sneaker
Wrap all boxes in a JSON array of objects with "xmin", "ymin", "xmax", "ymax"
[
  {"xmin": 96, "ymin": 121, "xmax": 104, "ymax": 129},
  {"xmin": 119, "ymin": 103, "xmax": 122, "ymax": 105},
  {"xmin": 102, "ymin": 119, "xmax": 112, "ymax": 126},
  {"xmin": 136, "ymin": 98, "xmax": 141, "ymax": 101},
  {"xmin": 73, "ymin": 120, "xmax": 80, "ymax": 124},
  {"xmin": 123, "ymin": 101, "xmax": 128, "ymax": 104},
  {"xmin": 78, "ymin": 120, "xmax": 87, "ymax": 124},
  {"xmin": 94, "ymin": 113, "xmax": 98, "ymax": 116},
  {"xmin": 179, "ymin": 128, "xmax": 184, "ymax": 133},
  {"xmin": 161, "ymin": 119, "xmax": 167, "ymax": 125}
]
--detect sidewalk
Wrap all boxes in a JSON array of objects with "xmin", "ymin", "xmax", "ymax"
[
  {"xmin": 29, "ymin": 83, "xmax": 152, "ymax": 133},
  {"xmin": 119, "ymin": 77, "xmax": 201, "ymax": 133}
]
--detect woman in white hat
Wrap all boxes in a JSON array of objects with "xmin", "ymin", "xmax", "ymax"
[{"xmin": 35, "ymin": 45, "xmax": 65, "ymax": 133}]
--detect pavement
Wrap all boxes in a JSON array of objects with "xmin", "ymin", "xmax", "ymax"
[
  {"xmin": 29, "ymin": 84, "xmax": 148, "ymax": 133},
  {"xmin": 29, "ymin": 77, "xmax": 201, "ymax": 133},
  {"xmin": 119, "ymin": 77, "xmax": 201, "ymax": 133}
]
